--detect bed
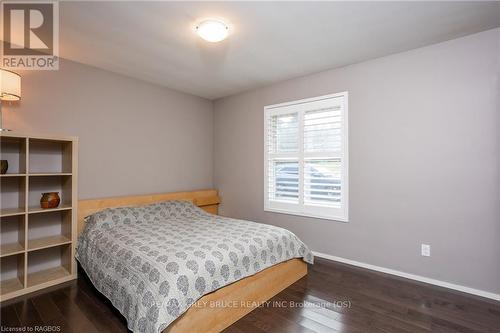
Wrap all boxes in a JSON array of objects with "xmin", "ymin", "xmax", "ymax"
[{"xmin": 77, "ymin": 189, "xmax": 313, "ymax": 333}]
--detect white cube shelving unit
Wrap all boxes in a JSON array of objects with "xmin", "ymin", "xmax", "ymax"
[{"xmin": 1, "ymin": 133, "xmax": 78, "ymax": 301}]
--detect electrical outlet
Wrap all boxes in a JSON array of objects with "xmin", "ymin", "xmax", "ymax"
[{"xmin": 421, "ymin": 244, "xmax": 431, "ymax": 257}]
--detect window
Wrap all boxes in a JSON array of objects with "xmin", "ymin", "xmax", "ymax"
[{"xmin": 264, "ymin": 92, "xmax": 348, "ymax": 222}]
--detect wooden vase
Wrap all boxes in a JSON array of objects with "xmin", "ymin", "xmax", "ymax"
[{"xmin": 40, "ymin": 192, "xmax": 61, "ymax": 209}]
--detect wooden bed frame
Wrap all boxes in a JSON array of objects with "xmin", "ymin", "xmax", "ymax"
[{"xmin": 77, "ymin": 189, "xmax": 308, "ymax": 333}]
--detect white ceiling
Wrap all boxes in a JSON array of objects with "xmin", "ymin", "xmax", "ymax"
[{"xmin": 59, "ymin": 1, "xmax": 500, "ymax": 100}]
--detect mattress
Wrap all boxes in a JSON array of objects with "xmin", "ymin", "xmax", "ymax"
[{"xmin": 76, "ymin": 200, "xmax": 313, "ymax": 333}]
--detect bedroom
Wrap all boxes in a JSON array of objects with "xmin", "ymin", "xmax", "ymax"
[{"xmin": 0, "ymin": 1, "xmax": 499, "ymax": 332}]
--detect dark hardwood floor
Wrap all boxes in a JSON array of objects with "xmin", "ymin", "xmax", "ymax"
[{"xmin": 1, "ymin": 258, "xmax": 499, "ymax": 332}]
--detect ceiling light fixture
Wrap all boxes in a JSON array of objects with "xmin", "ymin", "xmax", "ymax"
[{"xmin": 196, "ymin": 19, "xmax": 229, "ymax": 43}]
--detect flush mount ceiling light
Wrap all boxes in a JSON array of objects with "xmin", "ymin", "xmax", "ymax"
[{"xmin": 196, "ymin": 19, "xmax": 229, "ymax": 42}]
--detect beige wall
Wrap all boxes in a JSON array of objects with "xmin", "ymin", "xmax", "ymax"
[
  {"xmin": 4, "ymin": 59, "xmax": 214, "ymax": 199},
  {"xmin": 213, "ymin": 29, "xmax": 500, "ymax": 293}
]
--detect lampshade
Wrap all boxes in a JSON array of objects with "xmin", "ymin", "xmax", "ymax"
[{"xmin": 0, "ymin": 69, "xmax": 21, "ymax": 101}]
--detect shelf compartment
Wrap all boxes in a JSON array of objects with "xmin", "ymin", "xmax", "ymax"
[
  {"xmin": 28, "ymin": 204, "xmax": 72, "ymax": 215},
  {"xmin": 0, "ymin": 277, "xmax": 23, "ymax": 297},
  {"xmin": 0, "ymin": 136, "xmax": 27, "ymax": 174},
  {"xmin": 27, "ymin": 266, "xmax": 70, "ymax": 288},
  {"xmin": 28, "ymin": 175, "xmax": 72, "ymax": 210},
  {"xmin": 0, "ymin": 208, "xmax": 25, "ymax": 218},
  {"xmin": 27, "ymin": 244, "xmax": 71, "ymax": 288},
  {"xmin": 0, "ymin": 215, "xmax": 25, "ymax": 257},
  {"xmin": 0, "ymin": 176, "xmax": 26, "ymax": 216},
  {"xmin": 0, "ymin": 243, "xmax": 24, "ymax": 257},
  {"xmin": 28, "ymin": 210, "xmax": 71, "ymax": 251},
  {"xmin": 28, "ymin": 235, "xmax": 71, "ymax": 252},
  {"xmin": 1, "ymin": 253, "xmax": 25, "ymax": 296},
  {"xmin": 29, "ymin": 173, "xmax": 72, "ymax": 176},
  {"xmin": 28, "ymin": 139, "xmax": 72, "ymax": 174}
]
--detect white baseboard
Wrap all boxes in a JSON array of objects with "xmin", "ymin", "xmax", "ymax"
[{"xmin": 312, "ymin": 251, "xmax": 500, "ymax": 302}]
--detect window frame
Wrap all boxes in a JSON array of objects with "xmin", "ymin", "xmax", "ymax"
[{"xmin": 263, "ymin": 92, "xmax": 349, "ymax": 222}]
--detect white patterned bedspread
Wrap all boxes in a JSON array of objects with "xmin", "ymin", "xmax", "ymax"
[{"xmin": 76, "ymin": 200, "xmax": 313, "ymax": 333}]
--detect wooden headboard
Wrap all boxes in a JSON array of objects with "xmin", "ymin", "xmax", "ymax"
[{"xmin": 77, "ymin": 189, "xmax": 220, "ymax": 235}]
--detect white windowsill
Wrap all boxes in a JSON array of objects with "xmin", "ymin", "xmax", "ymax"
[{"xmin": 264, "ymin": 207, "xmax": 349, "ymax": 223}]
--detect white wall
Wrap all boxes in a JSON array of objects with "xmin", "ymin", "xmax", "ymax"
[{"xmin": 213, "ymin": 28, "xmax": 500, "ymax": 294}]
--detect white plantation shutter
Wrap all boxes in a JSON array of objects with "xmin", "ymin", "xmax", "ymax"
[
  {"xmin": 264, "ymin": 92, "xmax": 348, "ymax": 221},
  {"xmin": 303, "ymin": 105, "xmax": 342, "ymax": 207},
  {"xmin": 268, "ymin": 113, "xmax": 299, "ymax": 153},
  {"xmin": 267, "ymin": 113, "xmax": 299, "ymax": 203}
]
